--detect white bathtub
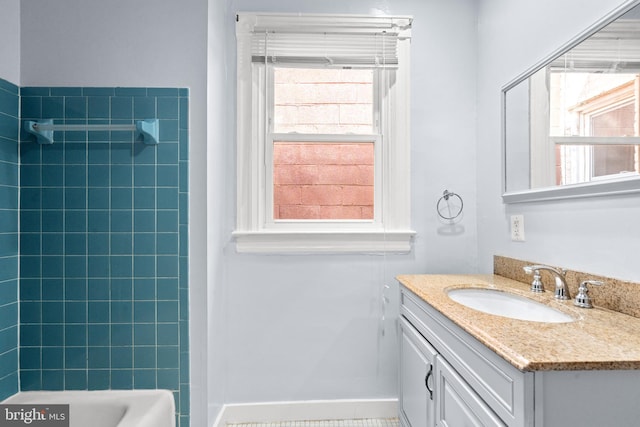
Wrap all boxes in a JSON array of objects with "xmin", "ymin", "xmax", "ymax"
[{"xmin": 2, "ymin": 390, "xmax": 175, "ymax": 427}]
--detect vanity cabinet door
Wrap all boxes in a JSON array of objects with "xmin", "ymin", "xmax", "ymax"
[
  {"xmin": 435, "ymin": 356, "xmax": 506, "ymax": 427},
  {"xmin": 399, "ymin": 317, "xmax": 437, "ymax": 427}
]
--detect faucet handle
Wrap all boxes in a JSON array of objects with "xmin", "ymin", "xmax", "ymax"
[
  {"xmin": 574, "ymin": 280, "xmax": 604, "ymax": 309},
  {"xmin": 523, "ymin": 266, "xmax": 545, "ymax": 293},
  {"xmin": 530, "ymin": 270, "xmax": 545, "ymax": 293}
]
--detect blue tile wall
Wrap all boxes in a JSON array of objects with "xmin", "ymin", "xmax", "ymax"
[
  {"xmin": 19, "ymin": 87, "xmax": 189, "ymax": 426},
  {"xmin": 0, "ymin": 78, "xmax": 19, "ymax": 401}
]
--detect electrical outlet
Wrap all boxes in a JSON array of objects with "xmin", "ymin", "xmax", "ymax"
[{"xmin": 510, "ymin": 215, "xmax": 525, "ymax": 241}]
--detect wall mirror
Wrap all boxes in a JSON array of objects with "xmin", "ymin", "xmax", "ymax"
[{"xmin": 502, "ymin": 0, "xmax": 640, "ymax": 202}]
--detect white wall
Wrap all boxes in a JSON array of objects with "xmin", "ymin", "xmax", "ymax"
[
  {"xmin": 476, "ymin": 0, "xmax": 640, "ymax": 282},
  {"xmin": 219, "ymin": 0, "xmax": 478, "ymax": 405},
  {"xmin": 19, "ymin": 1, "xmax": 210, "ymax": 426},
  {"xmin": 207, "ymin": 0, "xmax": 229, "ymax": 423},
  {"xmin": 0, "ymin": 0, "xmax": 20, "ymax": 84}
]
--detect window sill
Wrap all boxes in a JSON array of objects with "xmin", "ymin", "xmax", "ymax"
[{"xmin": 232, "ymin": 230, "xmax": 416, "ymax": 254}]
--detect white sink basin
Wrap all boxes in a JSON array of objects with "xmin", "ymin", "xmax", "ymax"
[{"xmin": 447, "ymin": 288, "xmax": 574, "ymax": 323}]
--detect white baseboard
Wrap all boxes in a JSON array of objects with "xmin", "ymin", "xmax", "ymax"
[{"xmin": 212, "ymin": 399, "xmax": 398, "ymax": 427}]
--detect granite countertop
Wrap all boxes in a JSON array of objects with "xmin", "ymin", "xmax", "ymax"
[{"xmin": 397, "ymin": 273, "xmax": 640, "ymax": 372}]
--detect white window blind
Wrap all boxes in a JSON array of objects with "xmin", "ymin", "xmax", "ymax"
[{"xmin": 244, "ymin": 14, "xmax": 412, "ymax": 67}]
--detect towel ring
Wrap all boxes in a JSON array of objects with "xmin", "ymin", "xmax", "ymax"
[{"xmin": 437, "ymin": 190, "xmax": 463, "ymax": 220}]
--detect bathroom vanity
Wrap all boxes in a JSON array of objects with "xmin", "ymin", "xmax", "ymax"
[{"xmin": 397, "ymin": 274, "xmax": 640, "ymax": 427}]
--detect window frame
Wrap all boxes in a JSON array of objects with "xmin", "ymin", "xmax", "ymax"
[
  {"xmin": 234, "ymin": 13, "xmax": 414, "ymax": 253},
  {"xmin": 554, "ymin": 75, "xmax": 640, "ymax": 184},
  {"xmin": 583, "ymin": 97, "xmax": 637, "ymax": 181}
]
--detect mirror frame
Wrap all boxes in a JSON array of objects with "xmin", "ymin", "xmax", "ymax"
[{"xmin": 502, "ymin": 0, "xmax": 640, "ymax": 203}]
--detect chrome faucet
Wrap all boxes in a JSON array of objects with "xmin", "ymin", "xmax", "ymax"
[{"xmin": 523, "ymin": 265, "xmax": 571, "ymax": 300}]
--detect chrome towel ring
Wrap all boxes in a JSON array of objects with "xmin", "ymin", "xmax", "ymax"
[{"xmin": 437, "ymin": 190, "xmax": 463, "ymax": 220}]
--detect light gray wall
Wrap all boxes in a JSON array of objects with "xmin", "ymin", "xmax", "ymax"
[
  {"xmin": 219, "ymin": 0, "xmax": 478, "ymax": 404},
  {"xmin": 16, "ymin": 0, "xmax": 475, "ymax": 418},
  {"xmin": 20, "ymin": 1, "xmax": 210, "ymax": 426},
  {"xmin": 0, "ymin": 0, "xmax": 20, "ymax": 84},
  {"xmin": 476, "ymin": 0, "xmax": 640, "ymax": 282},
  {"xmin": 207, "ymin": 0, "xmax": 229, "ymax": 423}
]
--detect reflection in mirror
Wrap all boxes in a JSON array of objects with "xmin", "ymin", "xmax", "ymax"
[{"xmin": 503, "ymin": 1, "xmax": 640, "ymax": 201}]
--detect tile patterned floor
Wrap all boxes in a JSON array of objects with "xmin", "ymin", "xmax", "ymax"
[{"xmin": 228, "ymin": 419, "xmax": 399, "ymax": 427}]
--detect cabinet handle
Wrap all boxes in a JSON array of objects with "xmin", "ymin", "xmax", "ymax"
[{"xmin": 425, "ymin": 365, "xmax": 434, "ymax": 400}]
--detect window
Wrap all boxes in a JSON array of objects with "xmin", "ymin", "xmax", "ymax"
[
  {"xmin": 530, "ymin": 67, "xmax": 640, "ymax": 188},
  {"xmin": 561, "ymin": 76, "xmax": 639, "ymax": 184},
  {"xmin": 234, "ymin": 13, "xmax": 414, "ymax": 253},
  {"xmin": 271, "ymin": 68, "xmax": 376, "ymax": 221}
]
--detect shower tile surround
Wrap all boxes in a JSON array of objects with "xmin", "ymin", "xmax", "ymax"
[
  {"xmin": 495, "ymin": 255, "xmax": 640, "ymax": 318},
  {"xmin": 14, "ymin": 85, "xmax": 189, "ymax": 426},
  {"xmin": 0, "ymin": 78, "xmax": 19, "ymax": 401}
]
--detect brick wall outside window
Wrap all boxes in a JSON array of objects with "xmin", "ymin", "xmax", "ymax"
[
  {"xmin": 273, "ymin": 68, "xmax": 374, "ymax": 220},
  {"xmin": 274, "ymin": 142, "xmax": 373, "ymax": 219}
]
